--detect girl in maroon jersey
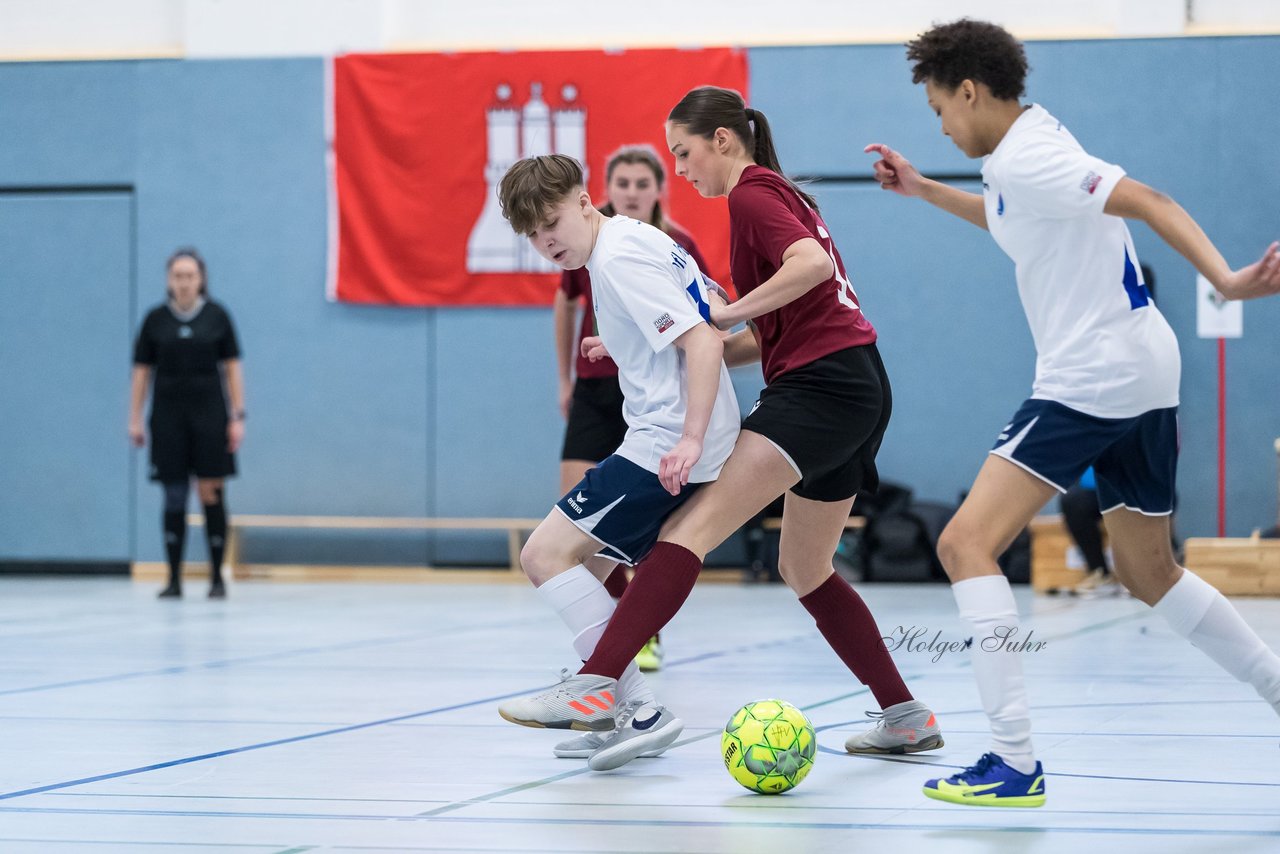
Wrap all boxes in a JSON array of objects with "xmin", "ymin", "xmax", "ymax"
[
  {"xmin": 554, "ymin": 144, "xmax": 709, "ymax": 673},
  {"xmin": 505, "ymin": 87, "xmax": 942, "ymax": 756}
]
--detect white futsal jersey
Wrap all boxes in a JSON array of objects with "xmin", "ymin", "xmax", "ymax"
[
  {"xmin": 585, "ymin": 216, "xmax": 740, "ymax": 482},
  {"xmin": 981, "ymin": 104, "xmax": 1180, "ymax": 419}
]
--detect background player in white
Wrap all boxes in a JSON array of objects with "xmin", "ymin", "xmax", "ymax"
[
  {"xmin": 494, "ymin": 154, "xmax": 740, "ymax": 771},
  {"xmin": 865, "ymin": 18, "xmax": 1280, "ymax": 807}
]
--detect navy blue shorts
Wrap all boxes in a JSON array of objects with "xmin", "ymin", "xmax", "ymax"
[
  {"xmin": 555, "ymin": 454, "xmax": 701, "ymax": 565},
  {"xmin": 990, "ymin": 398, "xmax": 1178, "ymax": 515}
]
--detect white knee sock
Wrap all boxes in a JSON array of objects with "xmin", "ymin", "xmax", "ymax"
[
  {"xmin": 535, "ymin": 565, "xmax": 653, "ymax": 706},
  {"xmin": 953, "ymin": 575, "xmax": 1037, "ymax": 774},
  {"xmin": 1153, "ymin": 569, "xmax": 1280, "ymax": 712}
]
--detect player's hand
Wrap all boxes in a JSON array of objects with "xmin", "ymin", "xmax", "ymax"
[
  {"xmin": 659, "ymin": 436, "xmax": 703, "ymax": 496},
  {"xmin": 1218, "ymin": 242, "xmax": 1280, "ymax": 301},
  {"xmin": 558, "ymin": 377, "xmax": 573, "ymax": 419},
  {"xmin": 702, "ymin": 276, "xmax": 731, "ymax": 303},
  {"xmin": 227, "ymin": 419, "xmax": 245, "ymax": 453},
  {"xmin": 128, "ymin": 417, "xmax": 145, "ymax": 448},
  {"xmin": 581, "ymin": 335, "xmax": 610, "ymax": 362},
  {"xmin": 864, "ymin": 144, "xmax": 925, "ymax": 197},
  {"xmin": 707, "ymin": 291, "xmax": 735, "ymax": 330}
]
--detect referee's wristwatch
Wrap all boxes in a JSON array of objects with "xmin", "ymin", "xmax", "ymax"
[{"xmin": 230, "ymin": 409, "xmax": 247, "ymax": 422}]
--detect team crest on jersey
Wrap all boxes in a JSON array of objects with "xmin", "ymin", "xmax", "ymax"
[
  {"xmin": 1080, "ymin": 171, "xmax": 1103, "ymax": 194},
  {"xmin": 653, "ymin": 313, "xmax": 675, "ymax": 334}
]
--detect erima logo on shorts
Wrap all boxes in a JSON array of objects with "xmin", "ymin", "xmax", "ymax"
[
  {"xmin": 653, "ymin": 313, "xmax": 674, "ymax": 334},
  {"xmin": 1080, "ymin": 171, "xmax": 1103, "ymax": 194}
]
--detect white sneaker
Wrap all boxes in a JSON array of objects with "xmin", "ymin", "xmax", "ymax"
[
  {"xmin": 554, "ymin": 729, "xmax": 668, "ymax": 759},
  {"xmin": 587, "ymin": 701, "xmax": 684, "ymax": 771},
  {"xmin": 498, "ymin": 671, "xmax": 617, "ymax": 732},
  {"xmin": 844, "ymin": 700, "xmax": 944, "ymax": 754}
]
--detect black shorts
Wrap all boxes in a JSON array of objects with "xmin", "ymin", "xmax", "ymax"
[
  {"xmin": 561, "ymin": 376, "xmax": 628, "ymax": 462},
  {"xmin": 741, "ymin": 344, "xmax": 890, "ymax": 503},
  {"xmin": 149, "ymin": 394, "xmax": 237, "ymax": 482}
]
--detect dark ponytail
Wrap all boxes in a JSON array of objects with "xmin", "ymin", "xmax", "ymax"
[{"xmin": 668, "ymin": 86, "xmax": 819, "ymax": 211}]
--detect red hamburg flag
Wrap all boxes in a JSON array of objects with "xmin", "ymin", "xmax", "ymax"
[{"xmin": 330, "ymin": 48, "xmax": 748, "ymax": 306}]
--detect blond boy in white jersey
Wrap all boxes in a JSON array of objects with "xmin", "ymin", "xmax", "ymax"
[
  {"xmin": 493, "ymin": 154, "xmax": 740, "ymax": 772},
  {"xmin": 865, "ymin": 18, "xmax": 1280, "ymax": 807}
]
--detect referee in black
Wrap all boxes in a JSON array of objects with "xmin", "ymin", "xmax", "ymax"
[{"xmin": 129, "ymin": 248, "xmax": 245, "ymax": 599}]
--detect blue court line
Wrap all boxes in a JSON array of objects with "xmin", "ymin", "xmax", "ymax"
[
  {"xmin": 825, "ymin": 749, "xmax": 1280, "ymax": 789},
  {"xmin": 0, "ymin": 840, "xmax": 280, "ymax": 850},
  {"xmin": 0, "ymin": 614, "xmax": 547, "ymax": 698},
  {"xmin": 0, "ymin": 631, "xmax": 831, "ymax": 804},
  {"xmin": 415, "ymin": 687, "xmax": 874, "ymax": 818},
  {"xmin": 48, "ymin": 789, "xmax": 1280, "ymax": 820},
  {"xmin": 0, "ymin": 687, "xmax": 545, "ymax": 802},
  {"xmin": 2, "ymin": 806, "xmax": 1277, "ymax": 838},
  {"xmin": 887, "ymin": 728, "xmax": 1277, "ymax": 739},
  {"xmin": 2, "ymin": 606, "xmax": 1257, "ymax": 813}
]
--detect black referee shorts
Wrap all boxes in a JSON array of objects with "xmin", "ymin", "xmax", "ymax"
[
  {"xmin": 561, "ymin": 376, "xmax": 628, "ymax": 463},
  {"xmin": 149, "ymin": 394, "xmax": 237, "ymax": 482},
  {"xmin": 741, "ymin": 343, "xmax": 890, "ymax": 503}
]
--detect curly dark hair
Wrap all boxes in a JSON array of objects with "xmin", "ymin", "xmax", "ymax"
[{"xmin": 906, "ymin": 18, "xmax": 1028, "ymax": 100}]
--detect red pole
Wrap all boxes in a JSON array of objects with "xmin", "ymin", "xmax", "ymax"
[{"xmin": 1218, "ymin": 337, "xmax": 1226, "ymax": 537}]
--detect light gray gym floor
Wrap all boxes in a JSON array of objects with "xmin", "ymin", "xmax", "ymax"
[{"xmin": 2, "ymin": 575, "xmax": 1278, "ymax": 853}]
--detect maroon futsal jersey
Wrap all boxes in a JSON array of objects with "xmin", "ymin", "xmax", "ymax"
[
  {"xmin": 560, "ymin": 222, "xmax": 707, "ymax": 380},
  {"xmin": 728, "ymin": 165, "xmax": 876, "ymax": 384}
]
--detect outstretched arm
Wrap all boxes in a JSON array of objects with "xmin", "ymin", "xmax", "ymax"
[
  {"xmin": 864, "ymin": 143, "xmax": 987, "ymax": 230},
  {"xmin": 708, "ymin": 238, "xmax": 832, "ymax": 330},
  {"xmin": 1105, "ymin": 177, "xmax": 1280, "ymax": 301}
]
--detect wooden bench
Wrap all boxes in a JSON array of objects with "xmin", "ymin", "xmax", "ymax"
[
  {"xmin": 1030, "ymin": 514, "xmax": 1092, "ymax": 593},
  {"xmin": 130, "ymin": 514, "xmax": 869, "ymax": 585},
  {"xmin": 130, "ymin": 514, "xmax": 544, "ymax": 583},
  {"xmin": 1185, "ymin": 535, "xmax": 1280, "ymax": 595},
  {"xmin": 760, "ymin": 516, "xmax": 865, "ymax": 532}
]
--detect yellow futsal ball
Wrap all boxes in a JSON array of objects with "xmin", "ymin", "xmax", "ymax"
[{"xmin": 721, "ymin": 699, "xmax": 816, "ymax": 794}]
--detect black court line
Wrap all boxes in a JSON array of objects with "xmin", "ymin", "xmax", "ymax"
[{"xmin": 0, "ymin": 184, "xmax": 133, "ymax": 195}]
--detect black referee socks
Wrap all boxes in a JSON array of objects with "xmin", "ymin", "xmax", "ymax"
[
  {"xmin": 162, "ymin": 510, "xmax": 186, "ymax": 592},
  {"xmin": 203, "ymin": 492, "xmax": 227, "ymax": 589}
]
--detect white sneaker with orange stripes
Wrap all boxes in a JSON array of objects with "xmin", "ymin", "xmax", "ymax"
[
  {"xmin": 844, "ymin": 699, "xmax": 944, "ymax": 754},
  {"xmin": 498, "ymin": 671, "xmax": 618, "ymax": 732}
]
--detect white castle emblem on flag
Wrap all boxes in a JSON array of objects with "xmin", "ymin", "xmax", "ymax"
[{"xmin": 467, "ymin": 81, "xmax": 587, "ymax": 274}]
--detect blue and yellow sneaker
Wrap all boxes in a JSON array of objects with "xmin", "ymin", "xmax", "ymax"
[
  {"xmin": 923, "ymin": 752, "xmax": 1046, "ymax": 807},
  {"xmin": 635, "ymin": 635, "xmax": 664, "ymax": 672}
]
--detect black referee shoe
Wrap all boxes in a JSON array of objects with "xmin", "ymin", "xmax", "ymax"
[
  {"xmin": 158, "ymin": 583, "xmax": 182, "ymax": 599},
  {"xmin": 208, "ymin": 580, "xmax": 227, "ymax": 599}
]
